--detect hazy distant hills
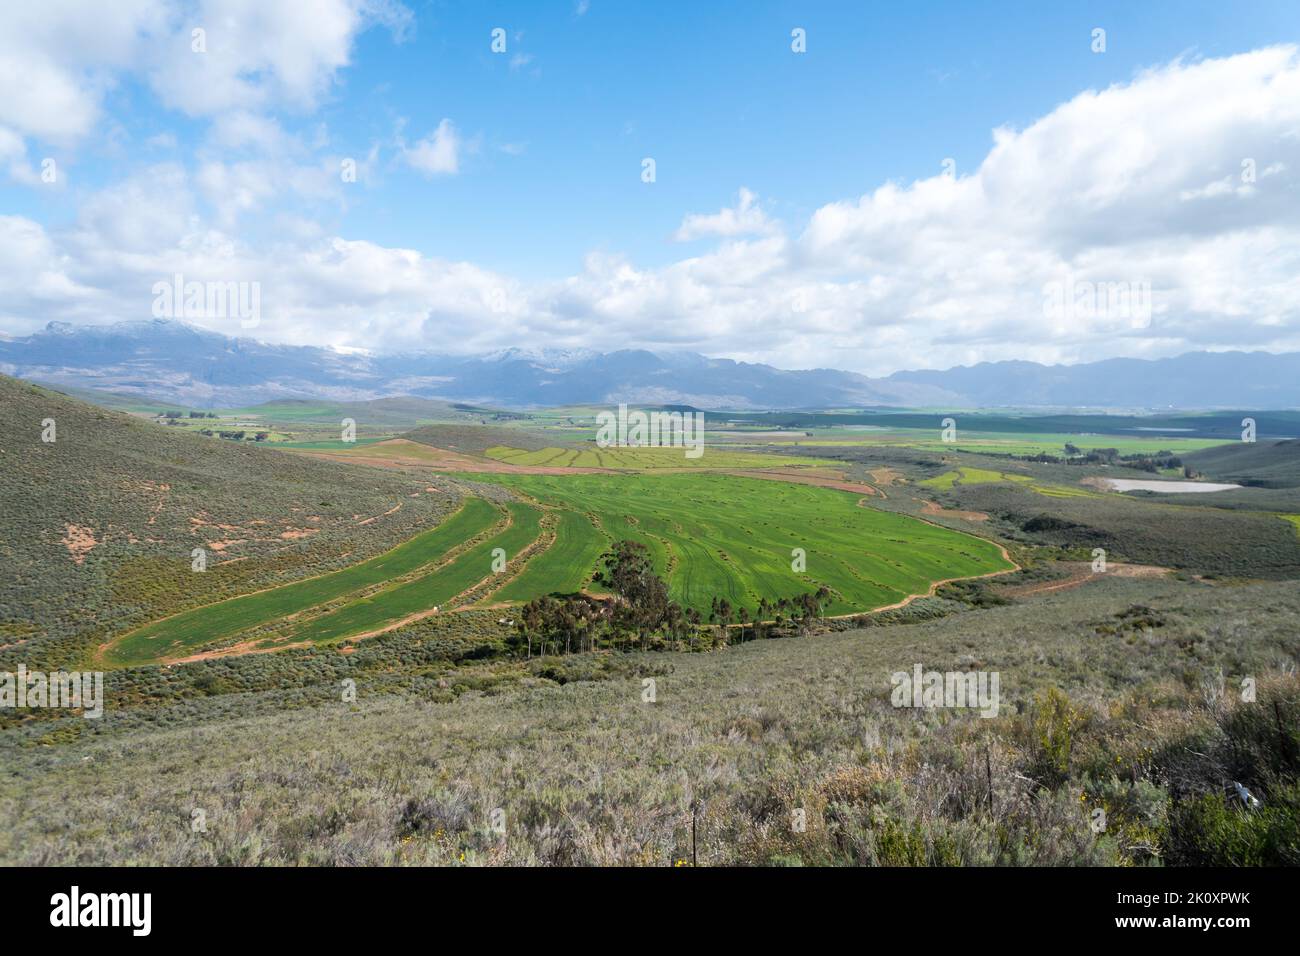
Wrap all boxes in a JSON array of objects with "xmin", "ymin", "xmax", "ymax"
[
  {"xmin": 4, "ymin": 319, "xmax": 1300, "ymax": 410},
  {"xmin": 886, "ymin": 352, "xmax": 1300, "ymax": 409}
]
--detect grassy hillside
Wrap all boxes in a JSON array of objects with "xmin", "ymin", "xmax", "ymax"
[
  {"xmin": 2, "ymin": 374, "xmax": 1298, "ymax": 866},
  {"xmin": 2, "ymin": 574, "xmax": 1295, "ymax": 865},
  {"xmin": 0, "ymin": 375, "xmax": 464, "ymax": 669},
  {"xmin": 1184, "ymin": 439, "xmax": 1300, "ymax": 488}
]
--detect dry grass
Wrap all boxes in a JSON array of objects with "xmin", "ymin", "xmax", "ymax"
[{"xmin": 2, "ymin": 574, "xmax": 1296, "ymax": 866}]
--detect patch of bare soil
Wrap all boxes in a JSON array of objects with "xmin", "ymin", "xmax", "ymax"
[
  {"xmin": 121, "ymin": 479, "xmax": 171, "ymax": 525},
  {"xmin": 189, "ymin": 513, "xmax": 241, "ymax": 532},
  {"xmin": 166, "ymin": 638, "xmax": 314, "ymax": 665},
  {"xmin": 869, "ymin": 467, "xmax": 904, "ymax": 487},
  {"xmin": 62, "ymin": 523, "xmax": 97, "ymax": 565},
  {"xmin": 917, "ymin": 498, "xmax": 989, "ymax": 522}
]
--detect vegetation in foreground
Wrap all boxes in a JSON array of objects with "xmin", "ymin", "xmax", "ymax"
[{"xmin": 1, "ymin": 575, "xmax": 1295, "ymax": 866}]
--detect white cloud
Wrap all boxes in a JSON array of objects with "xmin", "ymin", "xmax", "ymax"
[
  {"xmin": 0, "ymin": 0, "xmax": 410, "ymax": 158},
  {"xmin": 783, "ymin": 45, "xmax": 1300, "ymax": 371},
  {"xmin": 401, "ymin": 119, "xmax": 462, "ymax": 176},
  {"xmin": 0, "ymin": 125, "xmax": 40, "ymax": 184},
  {"xmin": 0, "ymin": 0, "xmax": 166, "ymax": 143},
  {"xmin": 674, "ymin": 188, "xmax": 776, "ymax": 241},
  {"xmin": 3, "ymin": 45, "xmax": 1300, "ymax": 378},
  {"xmin": 147, "ymin": 0, "xmax": 412, "ymax": 117}
]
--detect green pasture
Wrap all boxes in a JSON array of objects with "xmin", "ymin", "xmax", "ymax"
[
  {"xmin": 493, "ymin": 507, "xmax": 612, "ymax": 601},
  {"xmin": 474, "ymin": 472, "xmax": 1014, "ymax": 616},
  {"xmin": 758, "ymin": 429, "xmax": 1229, "ymax": 457},
  {"xmin": 104, "ymin": 497, "xmax": 501, "ymax": 665},
  {"xmin": 484, "ymin": 444, "xmax": 822, "ymax": 470},
  {"xmin": 285, "ymin": 502, "xmax": 542, "ymax": 643}
]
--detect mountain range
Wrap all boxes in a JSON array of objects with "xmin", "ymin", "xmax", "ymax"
[{"xmin": 4, "ymin": 319, "xmax": 1300, "ymax": 410}]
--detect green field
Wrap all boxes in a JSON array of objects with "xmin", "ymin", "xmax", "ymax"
[
  {"xmin": 920, "ymin": 467, "xmax": 1008, "ymax": 489},
  {"xmin": 104, "ymin": 497, "xmax": 501, "ymax": 664},
  {"xmin": 493, "ymin": 507, "xmax": 612, "ymax": 601},
  {"xmin": 484, "ymin": 444, "xmax": 823, "ymax": 470},
  {"xmin": 283, "ymin": 502, "xmax": 542, "ymax": 643},
  {"xmin": 758, "ymin": 429, "xmax": 1229, "ymax": 457},
  {"xmin": 103, "ymin": 470, "xmax": 1014, "ymax": 663},
  {"xmin": 475, "ymin": 472, "xmax": 1014, "ymax": 616}
]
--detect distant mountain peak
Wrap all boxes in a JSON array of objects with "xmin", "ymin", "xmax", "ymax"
[{"xmin": 3, "ymin": 319, "xmax": 1298, "ymax": 410}]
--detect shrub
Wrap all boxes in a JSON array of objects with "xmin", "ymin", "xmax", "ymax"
[{"xmin": 1162, "ymin": 785, "xmax": 1300, "ymax": 866}]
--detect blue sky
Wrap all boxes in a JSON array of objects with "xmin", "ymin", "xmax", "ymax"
[{"xmin": 1, "ymin": 0, "xmax": 1299, "ymax": 373}]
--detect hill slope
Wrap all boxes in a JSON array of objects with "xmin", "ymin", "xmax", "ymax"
[
  {"xmin": 0, "ymin": 375, "xmax": 462, "ymax": 668},
  {"xmin": 1184, "ymin": 439, "xmax": 1300, "ymax": 488}
]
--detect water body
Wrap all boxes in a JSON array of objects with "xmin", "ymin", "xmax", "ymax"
[{"xmin": 1103, "ymin": 478, "xmax": 1242, "ymax": 493}]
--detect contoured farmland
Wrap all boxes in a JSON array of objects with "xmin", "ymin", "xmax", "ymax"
[{"xmin": 474, "ymin": 471, "xmax": 1015, "ymax": 616}]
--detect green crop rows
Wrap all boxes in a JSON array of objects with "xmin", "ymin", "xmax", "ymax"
[
  {"xmin": 105, "ymin": 497, "xmax": 501, "ymax": 664},
  {"xmin": 474, "ymin": 472, "xmax": 1014, "ymax": 616},
  {"xmin": 286, "ymin": 502, "xmax": 542, "ymax": 644}
]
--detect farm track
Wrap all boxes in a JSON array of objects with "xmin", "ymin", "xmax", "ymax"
[
  {"xmin": 996, "ymin": 561, "xmax": 1171, "ymax": 600},
  {"xmin": 165, "ymin": 505, "xmax": 519, "ymax": 662},
  {"xmin": 98, "ymin": 496, "xmax": 502, "ymax": 666},
  {"xmin": 107, "ymin": 460, "xmax": 1030, "ymax": 666},
  {"xmin": 278, "ymin": 502, "xmax": 541, "ymax": 648}
]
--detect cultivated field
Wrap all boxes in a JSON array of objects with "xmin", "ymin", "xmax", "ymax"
[
  {"xmin": 484, "ymin": 444, "xmax": 824, "ymax": 470},
  {"xmin": 475, "ymin": 472, "xmax": 1014, "ymax": 616},
  {"xmin": 102, "ymin": 497, "xmax": 504, "ymax": 665}
]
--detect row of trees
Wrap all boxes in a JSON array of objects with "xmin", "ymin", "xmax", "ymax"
[
  {"xmin": 197, "ymin": 429, "xmax": 270, "ymax": 441},
  {"xmin": 509, "ymin": 540, "xmax": 832, "ymax": 658}
]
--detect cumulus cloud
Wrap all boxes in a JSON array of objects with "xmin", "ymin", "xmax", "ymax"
[
  {"xmin": 146, "ymin": 0, "xmax": 412, "ymax": 117},
  {"xmin": 0, "ymin": 0, "xmax": 410, "ymax": 163},
  {"xmin": 400, "ymin": 119, "xmax": 462, "ymax": 176},
  {"xmin": 0, "ymin": 0, "xmax": 166, "ymax": 143},
  {"xmin": 784, "ymin": 45, "xmax": 1300, "ymax": 371},
  {"xmin": 2, "ymin": 44, "xmax": 1300, "ymax": 376},
  {"xmin": 673, "ymin": 188, "xmax": 776, "ymax": 241}
]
